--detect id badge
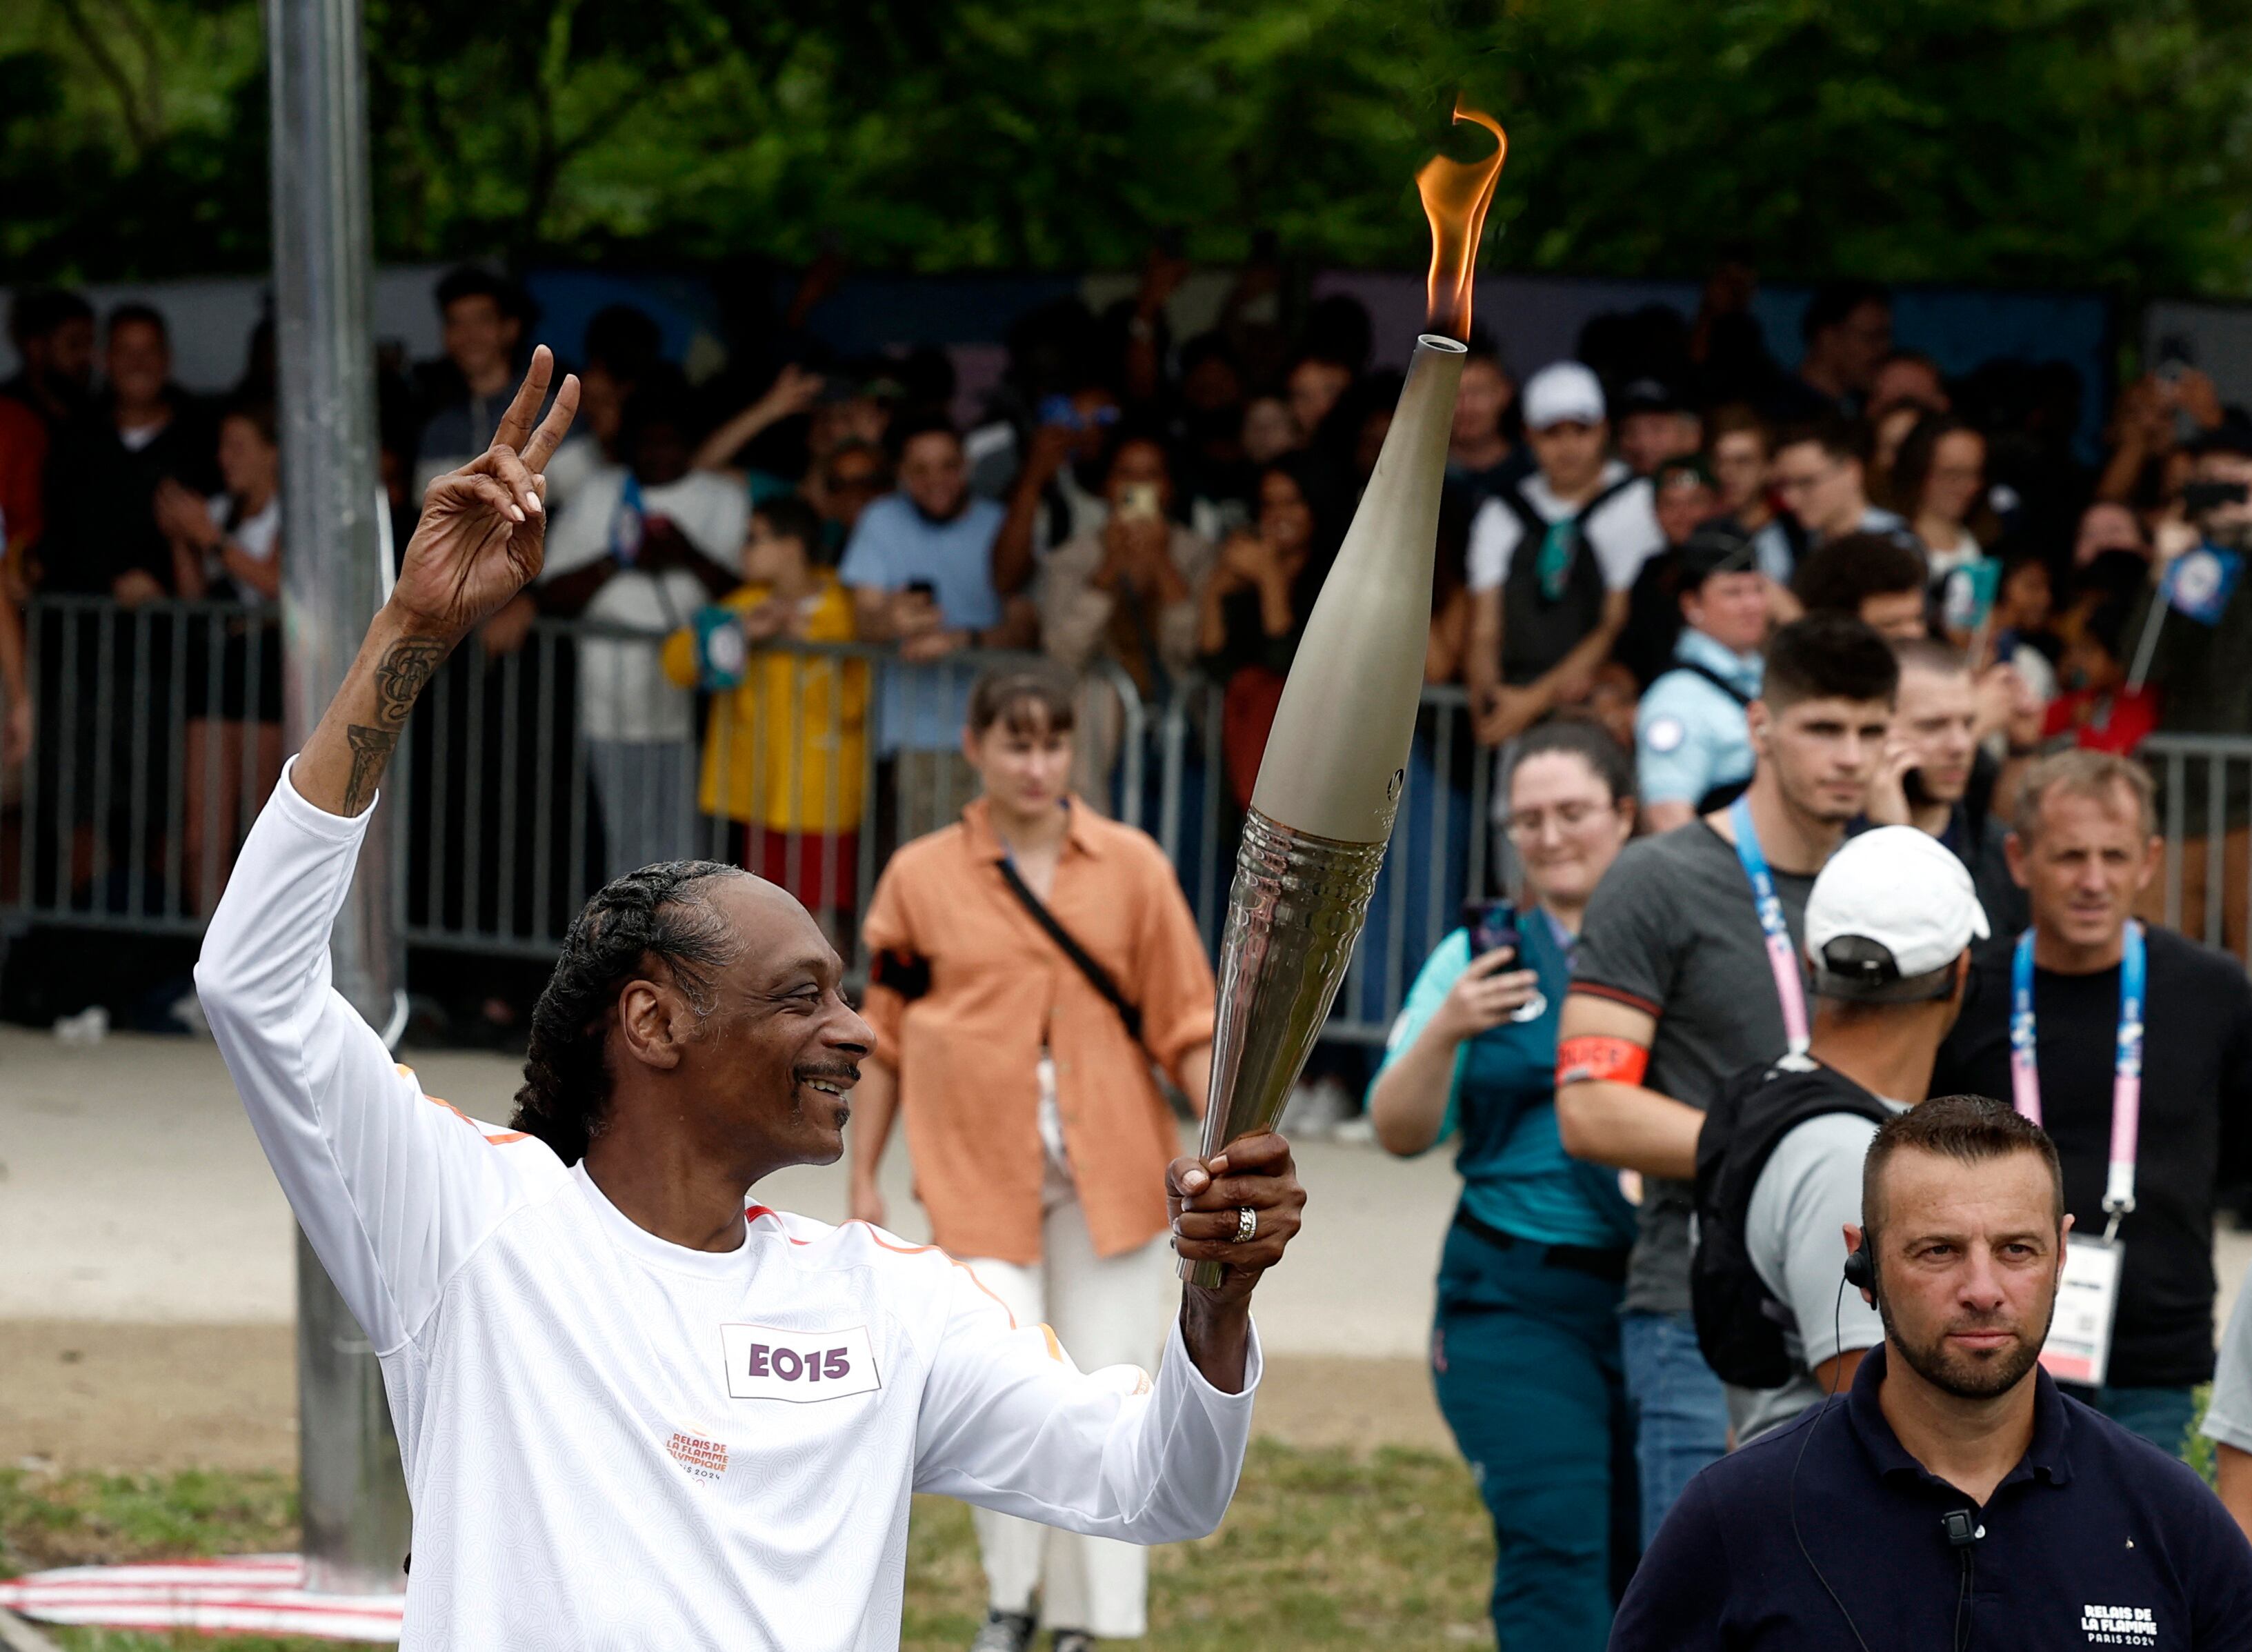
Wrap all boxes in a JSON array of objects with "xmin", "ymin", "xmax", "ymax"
[{"xmin": 2040, "ymin": 1236, "xmax": 2123, "ymax": 1388}]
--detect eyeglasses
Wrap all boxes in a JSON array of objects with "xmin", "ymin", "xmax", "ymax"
[{"xmin": 1501, "ymin": 799, "xmax": 1615, "ymax": 839}]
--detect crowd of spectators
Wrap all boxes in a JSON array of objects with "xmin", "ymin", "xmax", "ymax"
[
  {"xmin": 5, "ymin": 259, "xmax": 2252, "ymax": 986},
  {"xmin": 4, "ymin": 252, "xmax": 2244, "ymax": 1070},
  {"xmin": 10, "ymin": 257, "xmax": 2252, "ymax": 1651}
]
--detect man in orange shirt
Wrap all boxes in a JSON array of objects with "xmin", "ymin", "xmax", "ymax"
[{"xmin": 851, "ymin": 664, "xmax": 1217, "ymax": 1652}]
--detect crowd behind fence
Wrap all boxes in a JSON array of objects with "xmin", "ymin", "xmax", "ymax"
[
  {"xmin": 0, "ymin": 598, "xmax": 1501, "ymax": 1046},
  {"xmin": 3, "ymin": 597, "xmax": 2248, "ymax": 1048}
]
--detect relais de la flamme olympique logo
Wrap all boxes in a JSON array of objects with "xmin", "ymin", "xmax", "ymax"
[{"xmin": 2081, "ymin": 1603, "xmax": 2158, "ymax": 1646}]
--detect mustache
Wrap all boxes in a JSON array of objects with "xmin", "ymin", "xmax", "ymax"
[
  {"xmin": 1940, "ymin": 1315, "xmax": 2024, "ymax": 1338},
  {"xmin": 795, "ymin": 1063, "xmax": 863, "ymax": 1087}
]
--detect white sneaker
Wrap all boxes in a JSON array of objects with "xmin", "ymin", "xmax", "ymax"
[{"xmin": 968, "ymin": 1610, "xmax": 1035, "ymax": 1652}]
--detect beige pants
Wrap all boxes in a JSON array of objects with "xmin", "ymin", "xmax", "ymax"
[{"xmin": 959, "ymin": 1188, "xmax": 1177, "ymax": 1638}]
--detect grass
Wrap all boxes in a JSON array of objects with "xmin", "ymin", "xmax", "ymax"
[{"xmin": 1, "ymin": 1443, "xmax": 1499, "ymax": 1651}]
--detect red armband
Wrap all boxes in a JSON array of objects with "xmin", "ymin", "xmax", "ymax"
[{"xmin": 1557, "ymin": 1035, "xmax": 1649, "ymax": 1088}]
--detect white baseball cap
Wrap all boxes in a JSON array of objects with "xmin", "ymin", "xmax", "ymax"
[
  {"xmin": 1522, "ymin": 361, "xmax": 1607, "ymax": 431},
  {"xmin": 1805, "ymin": 826, "xmax": 1991, "ymax": 1002}
]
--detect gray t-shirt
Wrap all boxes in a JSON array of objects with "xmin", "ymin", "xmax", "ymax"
[
  {"xmin": 1730, "ymin": 1102, "xmax": 1906, "ymax": 1444},
  {"xmin": 1571, "ymin": 821, "xmax": 1815, "ymax": 1313},
  {"xmin": 2204, "ymin": 1283, "xmax": 2252, "ymax": 1455}
]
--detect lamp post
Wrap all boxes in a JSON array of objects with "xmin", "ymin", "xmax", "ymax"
[{"xmin": 266, "ymin": 0, "xmax": 412, "ymax": 1593}]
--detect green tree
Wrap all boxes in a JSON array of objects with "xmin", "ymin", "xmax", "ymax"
[{"xmin": 4, "ymin": 0, "xmax": 2250, "ymax": 297}]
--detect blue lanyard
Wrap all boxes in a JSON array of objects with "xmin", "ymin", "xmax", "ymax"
[
  {"xmin": 2009, "ymin": 923, "xmax": 2145, "ymax": 1231},
  {"xmin": 1727, "ymin": 796, "xmax": 1811, "ymax": 1057}
]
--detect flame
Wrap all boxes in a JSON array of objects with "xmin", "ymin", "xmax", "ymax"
[{"xmin": 1415, "ymin": 99, "xmax": 1507, "ymax": 339}]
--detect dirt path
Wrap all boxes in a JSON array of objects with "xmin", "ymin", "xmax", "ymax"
[{"xmin": 0, "ymin": 1321, "xmax": 1451, "ymax": 1474}]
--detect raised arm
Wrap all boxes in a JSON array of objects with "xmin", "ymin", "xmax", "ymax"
[
  {"xmin": 297, "ymin": 348, "xmax": 581, "ymax": 816},
  {"xmin": 197, "ymin": 350, "xmax": 581, "ymax": 1351}
]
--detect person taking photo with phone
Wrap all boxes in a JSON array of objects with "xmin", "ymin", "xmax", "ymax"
[
  {"xmin": 1037, "ymin": 431, "xmax": 1215, "ymax": 803},
  {"xmin": 849, "ymin": 663, "xmax": 1224, "ymax": 1652},
  {"xmin": 1366, "ymin": 715, "xmax": 1641, "ymax": 1652}
]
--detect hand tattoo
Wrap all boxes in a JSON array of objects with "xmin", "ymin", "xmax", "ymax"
[{"xmin": 340, "ymin": 636, "xmax": 446, "ymax": 814}]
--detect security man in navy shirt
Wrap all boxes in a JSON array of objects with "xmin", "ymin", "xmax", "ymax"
[{"xmin": 1611, "ymin": 1095, "xmax": 2252, "ymax": 1651}]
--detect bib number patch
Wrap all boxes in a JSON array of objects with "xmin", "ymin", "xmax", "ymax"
[{"xmin": 721, "ymin": 1322, "xmax": 881, "ymax": 1403}]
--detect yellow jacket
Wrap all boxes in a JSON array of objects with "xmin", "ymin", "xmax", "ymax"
[{"xmin": 660, "ymin": 575, "xmax": 869, "ymax": 831}]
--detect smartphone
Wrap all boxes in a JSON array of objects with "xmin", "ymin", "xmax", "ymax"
[
  {"xmin": 1902, "ymin": 766, "xmax": 1935, "ymax": 809},
  {"xmin": 904, "ymin": 579, "xmax": 937, "ymax": 601},
  {"xmin": 1462, "ymin": 897, "xmax": 1519, "ymax": 957},
  {"xmin": 1117, "ymin": 481, "xmax": 1162, "ymax": 523},
  {"xmin": 1037, "ymin": 393, "xmax": 1080, "ymax": 430}
]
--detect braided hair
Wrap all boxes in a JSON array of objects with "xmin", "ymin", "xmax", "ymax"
[{"xmin": 511, "ymin": 859, "xmax": 745, "ymax": 1164}]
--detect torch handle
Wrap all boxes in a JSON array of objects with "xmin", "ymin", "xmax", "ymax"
[{"xmin": 1178, "ymin": 810, "xmax": 1388, "ymax": 1289}]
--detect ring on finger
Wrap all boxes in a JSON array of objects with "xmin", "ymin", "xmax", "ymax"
[{"xmin": 1233, "ymin": 1206, "xmax": 1257, "ymax": 1244}]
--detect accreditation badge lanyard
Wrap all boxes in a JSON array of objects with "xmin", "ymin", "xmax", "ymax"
[
  {"xmin": 2009, "ymin": 922, "xmax": 2144, "ymax": 1387},
  {"xmin": 1726, "ymin": 797, "xmax": 1811, "ymax": 1061}
]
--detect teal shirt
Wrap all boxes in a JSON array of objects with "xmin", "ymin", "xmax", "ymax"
[{"xmin": 1370, "ymin": 919, "xmax": 1637, "ymax": 1250}]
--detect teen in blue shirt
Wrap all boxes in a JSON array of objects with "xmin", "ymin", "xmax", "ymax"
[{"xmin": 1368, "ymin": 715, "xmax": 1640, "ymax": 1652}]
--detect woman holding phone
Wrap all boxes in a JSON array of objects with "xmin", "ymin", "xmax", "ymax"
[{"xmin": 1367, "ymin": 713, "xmax": 1640, "ymax": 1652}]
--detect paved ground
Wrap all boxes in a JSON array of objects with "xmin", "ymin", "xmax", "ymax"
[
  {"xmin": 0, "ymin": 1027, "xmax": 1462, "ymax": 1469},
  {"xmin": 6, "ymin": 1024, "xmax": 2246, "ymax": 1473}
]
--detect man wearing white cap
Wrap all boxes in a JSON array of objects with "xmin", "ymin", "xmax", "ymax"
[
  {"xmin": 1689, "ymin": 825, "xmax": 1989, "ymax": 1445},
  {"xmin": 1464, "ymin": 361, "xmax": 1664, "ymax": 746}
]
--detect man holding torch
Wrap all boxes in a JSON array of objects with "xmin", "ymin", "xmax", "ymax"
[{"xmin": 195, "ymin": 348, "xmax": 1304, "ymax": 1649}]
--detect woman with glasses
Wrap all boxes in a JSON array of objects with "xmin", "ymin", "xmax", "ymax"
[{"xmin": 1368, "ymin": 714, "xmax": 1640, "ymax": 1652}]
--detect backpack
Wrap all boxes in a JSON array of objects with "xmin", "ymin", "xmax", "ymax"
[
  {"xmin": 1691, "ymin": 1057, "xmax": 1895, "ymax": 1389},
  {"xmin": 1497, "ymin": 475, "xmax": 1637, "ymax": 685}
]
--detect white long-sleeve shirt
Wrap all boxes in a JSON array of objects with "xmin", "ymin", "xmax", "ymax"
[{"xmin": 195, "ymin": 764, "xmax": 1260, "ymax": 1650}]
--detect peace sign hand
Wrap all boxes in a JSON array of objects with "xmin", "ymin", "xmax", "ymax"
[{"xmin": 392, "ymin": 346, "xmax": 581, "ymax": 639}]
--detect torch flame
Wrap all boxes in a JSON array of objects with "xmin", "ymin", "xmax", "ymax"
[{"xmin": 1415, "ymin": 99, "xmax": 1507, "ymax": 340}]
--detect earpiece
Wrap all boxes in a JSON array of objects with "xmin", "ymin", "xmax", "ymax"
[{"xmin": 1842, "ymin": 1240, "xmax": 1875, "ymax": 1292}]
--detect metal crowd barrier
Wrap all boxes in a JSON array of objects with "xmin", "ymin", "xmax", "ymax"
[
  {"xmin": 0, "ymin": 596, "xmax": 1510, "ymax": 1048},
  {"xmin": 2145, "ymin": 734, "xmax": 2252, "ymax": 966}
]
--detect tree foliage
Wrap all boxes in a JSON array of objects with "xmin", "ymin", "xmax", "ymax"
[{"xmin": 4, "ymin": 0, "xmax": 2251, "ymax": 296}]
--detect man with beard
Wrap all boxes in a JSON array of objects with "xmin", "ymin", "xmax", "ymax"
[
  {"xmin": 196, "ymin": 350, "xmax": 1304, "ymax": 1649},
  {"xmin": 1933, "ymin": 752, "xmax": 2252, "ymax": 1455},
  {"xmin": 1613, "ymin": 1096, "xmax": 2252, "ymax": 1651},
  {"xmin": 1557, "ymin": 613, "xmax": 1897, "ymax": 1543}
]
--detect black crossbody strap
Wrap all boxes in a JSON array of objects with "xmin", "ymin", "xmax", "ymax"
[
  {"xmin": 994, "ymin": 859, "xmax": 1144, "ymax": 1044},
  {"xmin": 1672, "ymin": 658, "xmax": 1754, "ymax": 707}
]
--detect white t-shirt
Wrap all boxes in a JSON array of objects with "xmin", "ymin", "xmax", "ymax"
[
  {"xmin": 1728, "ymin": 1099, "xmax": 1908, "ymax": 1445},
  {"xmin": 206, "ymin": 494, "xmax": 281, "ymax": 608},
  {"xmin": 195, "ymin": 770, "xmax": 1260, "ymax": 1651},
  {"xmin": 541, "ymin": 467, "xmax": 749, "ymax": 742},
  {"xmin": 1464, "ymin": 461, "xmax": 1662, "ymax": 595}
]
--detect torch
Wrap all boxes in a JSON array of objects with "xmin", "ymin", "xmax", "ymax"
[{"xmin": 1184, "ymin": 103, "xmax": 1506, "ymax": 1287}]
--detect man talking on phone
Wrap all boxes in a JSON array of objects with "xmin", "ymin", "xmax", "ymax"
[
  {"xmin": 1860, "ymin": 637, "xmax": 2024, "ymax": 932},
  {"xmin": 196, "ymin": 352, "xmax": 1303, "ymax": 1650}
]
